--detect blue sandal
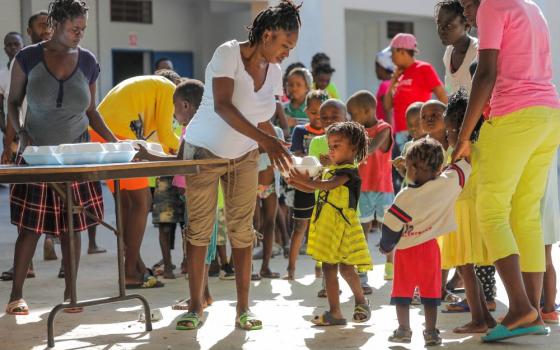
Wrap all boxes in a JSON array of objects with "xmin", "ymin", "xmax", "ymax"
[{"xmin": 481, "ymin": 324, "xmax": 550, "ymax": 342}]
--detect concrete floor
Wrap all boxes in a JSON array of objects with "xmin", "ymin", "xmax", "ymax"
[{"xmin": 0, "ymin": 185, "xmax": 559, "ymax": 350}]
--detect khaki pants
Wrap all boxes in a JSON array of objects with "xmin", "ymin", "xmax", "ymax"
[{"xmin": 184, "ymin": 143, "xmax": 258, "ymax": 249}]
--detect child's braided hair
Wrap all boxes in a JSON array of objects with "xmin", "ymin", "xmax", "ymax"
[
  {"xmin": 306, "ymin": 89, "xmax": 329, "ymax": 106},
  {"xmin": 326, "ymin": 121, "xmax": 369, "ymax": 164},
  {"xmin": 434, "ymin": 0, "xmax": 466, "ymax": 21},
  {"xmin": 405, "ymin": 137, "xmax": 445, "ymax": 173},
  {"xmin": 48, "ymin": 0, "xmax": 88, "ymax": 27},
  {"xmin": 247, "ymin": 0, "xmax": 302, "ymax": 46},
  {"xmin": 445, "ymin": 88, "xmax": 483, "ymax": 141}
]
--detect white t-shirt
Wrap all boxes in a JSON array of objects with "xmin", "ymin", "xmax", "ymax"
[
  {"xmin": 0, "ymin": 60, "xmax": 26, "ymax": 126},
  {"xmin": 382, "ymin": 160, "xmax": 472, "ymax": 250},
  {"xmin": 0, "ymin": 64, "xmax": 10, "ymax": 113},
  {"xmin": 443, "ymin": 36, "xmax": 479, "ymax": 95},
  {"xmin": 185, "ymin": 40, "xmax": 283, "ymax": 159}
]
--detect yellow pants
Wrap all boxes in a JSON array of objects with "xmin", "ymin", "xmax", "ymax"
[{"xmin": 476, "ymin": 106, "xmax": 560, "ymax": 272}]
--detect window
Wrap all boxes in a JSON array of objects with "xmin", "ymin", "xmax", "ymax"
[
  {"xmin": 111, "ymin": 0, "xmax": 153, "ymax": 24},
  {"xmin": 387, "ymin": 21, "xmax": 414, "ymax": 39}
]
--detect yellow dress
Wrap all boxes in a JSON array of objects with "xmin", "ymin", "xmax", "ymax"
[
  {"xmin": 439, "ymin": 144, "xmax": 491, "ymax": 269},
  {"xmin": 307, "ymin": 164, "xmax": 372, "ymax": 270}
]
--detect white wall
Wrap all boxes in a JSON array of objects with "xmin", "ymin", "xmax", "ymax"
[
  {"xmin": 0, "ymin": 1, "xmax": 22, "ymax": 69},
  {"xmin": 285, "ymin": 0, "xmax": 441, "ymax": 99},
  {"xmin": 344, "ymin": 9, "xmax": 445, "ymax": 100}
]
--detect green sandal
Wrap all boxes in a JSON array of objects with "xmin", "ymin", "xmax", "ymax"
[
  {"xmin": 353, "ymin": 299, "xmax": 371, "ymax": 323},
  {"xmin": 236, "ymin": 312, "xmax": 262, "ymax": 331},
  {"xmin": 176, "ymin": 312, "xmax": 202, "ymax": 330}
]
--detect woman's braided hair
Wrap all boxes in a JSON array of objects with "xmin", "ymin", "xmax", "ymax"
[
  {"xmin": 435, "ymin": 0, "xmax": 466, "ymax": 21},
  {"xmin": 405, "ymin": 137, "xmax": 445, "ymax": 173},
  {"xmin": 247, "ymin": 0, "xmax": 302, "ymax": 45},
  {"xmin": 326, "ymin": 121, "xmax": 369, "ymax": 164},
  {"xmin": 48, "ymin": 0, "xmax": 88, "ymax": 27}
]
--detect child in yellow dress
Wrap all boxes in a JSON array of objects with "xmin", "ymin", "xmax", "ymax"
[{"xmin": 288, "ymin": 121, "xmax": 372, "ymax": 326}]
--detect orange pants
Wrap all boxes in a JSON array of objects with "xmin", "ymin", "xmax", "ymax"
[{"xmin": 89, "ymin": 129, "xmax": 149, "ymax": 192}]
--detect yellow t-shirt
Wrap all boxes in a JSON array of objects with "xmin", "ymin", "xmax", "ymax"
[{"xmin": 97, "ymin": 75, "xmax": 179, "ymax": 153}]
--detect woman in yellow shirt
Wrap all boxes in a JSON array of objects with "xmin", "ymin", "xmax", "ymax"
[{"xmin": 91, "ymin": 74, "xmax": 180, "ymax": 288}]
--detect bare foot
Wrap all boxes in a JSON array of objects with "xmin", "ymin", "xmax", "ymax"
[
  {"xmin": 501, "ymin": 307, "xmax": 541, "ymax": 330},
  {"xmin": 87, "ymin": 246, "xmax": 107, "ymax": 254},
  {"xmin": 485, "ymin": 316, "xmax": 497, "ymax": 329},
  {"xmin": 163, "ymin": 269, "xmax": 176, "ymax": 279},
  {"xmin": 172, "ymin": 298, "xmax": 211, "ymax": 310},
  {"xmin": 453, "ymin": 321, "xmax": 489, "ymax": 334},
  {"xmin": 283, "ymin": 273, "xmax": 294, "ymax": 281}
]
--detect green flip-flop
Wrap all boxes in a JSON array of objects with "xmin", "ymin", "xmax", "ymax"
[
  {"xmin": 482, "ymin": 324, "xmax": 550, "ymax": 342},
  {"xmin": 236, "ymin": 312, "xmax": 262, "ymax": 331},
  {"xmin": 176, "ymin": 312, "xmax": 202, "ymax": 330}
]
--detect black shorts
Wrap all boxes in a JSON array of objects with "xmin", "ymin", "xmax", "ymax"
[{"xmin": 292, "ymin": 190, "xmax": 315, "ymax": 220}]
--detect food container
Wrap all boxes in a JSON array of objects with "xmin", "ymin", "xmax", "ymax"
[
  {"xmin": 22, "ymin": 146, "xmax": 61, "ymax": 166},
  {"xmin": 55, "ymin": 142, "xmax": 107, "ymax": 165},
  {"xmin": 292, "ymin": 156, "xmax": 322, "ymax": 177},
  {"xmin": 121, "ymin": 140, "xmax": 167, "ymax": 157},
  {"xmin": 101, "ymin": 143, "xmax": 137, "ymax": 164}
]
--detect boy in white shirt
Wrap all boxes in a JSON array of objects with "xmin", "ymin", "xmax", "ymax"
[{"xmin": 380, "ymin": 137, "xmax": 471, "ymax": 346}]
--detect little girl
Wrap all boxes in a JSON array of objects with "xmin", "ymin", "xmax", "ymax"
[
  {"xmin": 288, "ymin": 121, "xmax": 372, "ymax": 326},
  {"xmin": 442, "ymin": 89, "xmax": 495, "ymax": 334},
  {"xmin": 284, "ymin": 67, "xmax": 314, "ymax": 127}
]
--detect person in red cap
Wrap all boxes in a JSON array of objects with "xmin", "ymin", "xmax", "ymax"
[{"xmin": 383, "ymin": 33, "xmax": 448, "ymax": 153}]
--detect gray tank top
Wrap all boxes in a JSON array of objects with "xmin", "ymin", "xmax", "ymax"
[{"xmin": 15, "ymin": 43, "xmax": 100, "ymax": 146}]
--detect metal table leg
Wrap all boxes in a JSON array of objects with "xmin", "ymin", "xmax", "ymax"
[{"xmin": 46, "ymin": 181, "xmax": 152, "ymax": 348}]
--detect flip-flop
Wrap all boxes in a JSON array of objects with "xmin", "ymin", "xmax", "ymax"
[
  {"xmin": 442, "ymin": 299, "xmax": 470, "ymax": 313},
  {"xmin": 311, "ymin": 311, "xmax": 347, "ymax": 326},
  {"xmin": 5, "ymin": 299, "xmax": 29, "ymax": 315},
  {"xmin": 481, "ymin": 324, "xmax": 550, "ymax": 343},
  {"xmin": 176, "ymin": 312, "xmax": 202, "ymax": 330},
  {"xmin": 63, "ymin": 302, "xmax": 83, "ymax": 313},
  {"xmin": 125, "ymin": 276, "xmax": 164, "ymax": 289},
  {"xmin": 259, "ymin": 271, "xmax": 280, "ymax": 279},
  {"xmin": 236, "ymin": 311, "xmax": 262, "ymax": 330},
  {"xmin": 353, "ymin": 299, "xmax": 371, "ymax": 323}
]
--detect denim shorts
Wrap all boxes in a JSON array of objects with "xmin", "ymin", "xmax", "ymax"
[{"xmin": 358, "ymin": 191, "xmax": 394, "ymax": 223}]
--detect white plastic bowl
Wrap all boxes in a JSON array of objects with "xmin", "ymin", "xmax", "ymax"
[{"xmin": 292, "ymin": 156, "xmax": 322, "ymax": 177}]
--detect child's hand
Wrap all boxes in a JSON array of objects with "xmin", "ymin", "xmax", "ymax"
[
  {"xmin": 319, "ymin": 154, "xmax": 331, "ymax": 166},
  {"xmin": 288, "ymin": 167, "xmax": 311, "ymax": 185},
  {"xmin": 392, "ymin": 157, "xmax": 406, "ymax": 177},
  {"xmin": 133, "ymin": 144, "xmax": 151, "ymax": 162}
]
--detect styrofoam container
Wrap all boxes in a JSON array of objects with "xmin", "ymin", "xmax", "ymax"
[
  {"xmin": 292, "ymin": 156, "xmax": 322, "ymax": 177},
  {"xmin": 57, "ymin": 152, "xmax": 106, "ymax": 165},
  {"xmin": 56, "ymin": 142, "xmax": 105, "ymax": 154},
  {"xmin": 22, "ymin": 146, "xmax": 61, "ymax": 165}
]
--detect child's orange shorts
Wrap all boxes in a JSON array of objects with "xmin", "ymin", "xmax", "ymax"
[
  {"xmin": 390, "ymin": 239, "xmax": 441, "ymax": 306},
  {"xmin": 89, "ymin": 129, "xmax": 149, "ymax": 192}
]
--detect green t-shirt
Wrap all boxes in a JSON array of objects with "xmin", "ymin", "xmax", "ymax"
[
  {"xmin": 284, "ymin": 101, "xmax": 308, "ymax": 126},
  {"xmin": 309, "ymin": 135, "xmax": 328, "ymax": 159}
]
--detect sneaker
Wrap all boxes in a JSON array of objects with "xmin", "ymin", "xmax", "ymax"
[
  {"xmin": 423, "ymin": 329, "xmax": 442, "ymax": 347},
  {"xmin": 219, "ymin": 263, "xmax": 235, "ymax": 280},
  {"xmin": 384, "ymin": 262, "xmax": 394, "ymax": 280},
  {"xmin": 388, "ymin": 328, "xmax": 412, "ymax": 343},
  {"xmin": 542, "ymin": 308, "xmax": 559, "ymax": 324}
]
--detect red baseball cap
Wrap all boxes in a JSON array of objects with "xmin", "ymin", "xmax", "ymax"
[{"xmin": 390, "ymin": 33, "xmax": 419, "ymax": 52}]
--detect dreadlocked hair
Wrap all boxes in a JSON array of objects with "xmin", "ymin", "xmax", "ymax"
[
  {"xmin": 326, "ymin": 121, "xmax": 368, "ymax": 164},
  {"xmin": 48, "ymin": 0, "xmax": 88, "ymax": 27},
  {"xmin": 446, "ymin": 88, "xmax": 483, "ymax": 142},
  {"xmin": 434, "ymin": 0, "xmax": 466, "ymax": 22},
  {"xmin": 405, "ymin": 138, "xmax": 445, "ymax": 173},
  {"xmin": 247, "ymin": 0, "xmax": 301, "ymax": 46}
]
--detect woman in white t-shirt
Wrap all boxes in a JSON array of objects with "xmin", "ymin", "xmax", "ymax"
[{"xmin": 177, "ymin": 1, "xmax": 300, "ymax": 331}]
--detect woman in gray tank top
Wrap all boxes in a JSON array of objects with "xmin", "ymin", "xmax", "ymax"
[{"xmin": 3, "ymin": 0, "xmax": 117, "ymax": 315}]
